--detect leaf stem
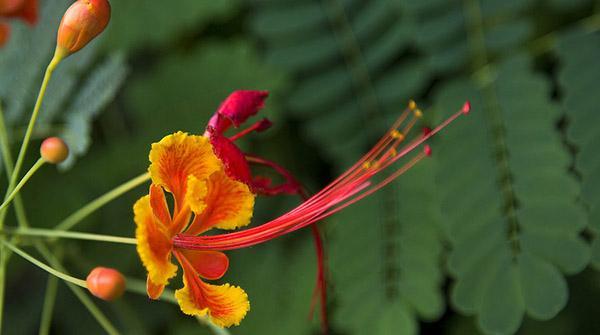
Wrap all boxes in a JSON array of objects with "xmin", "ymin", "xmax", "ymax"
[
  {"xmin": 0, "ymin": 158, "xmax": 46, "ymax": 212},
  {"xmin": 56, "ymin": 172, "xmax": 150, "ymax": 231},
  {"xmin": 2, "ymin": 227, "xmax": 137, "ymax": 245},
  {"xmin": 0, "ymin": 239, "xmax": 87, "ymax": 288}
]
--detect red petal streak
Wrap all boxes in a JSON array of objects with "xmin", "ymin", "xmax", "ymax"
[
  {"xmin": 149, "ymin": 184, "xmax": 171, "ymax": 227},
  {"xmin": 147, "ymin": 276, "xmax": 165, "ymax": 300},
  {"xmin": 173, "ymin": 102, "xmax": 469, "ymax": 251},
  {"xmin": 175, "ymin": 250, "xmax": 229, "ymax": 280}
]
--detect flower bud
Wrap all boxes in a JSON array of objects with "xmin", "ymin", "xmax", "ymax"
[
  {"xmin": 0, "ymin": 23, "xmax": 9, "ymax": 48},
  {"xmin": 0, "ymin": 0, "xmax": 37, "ymax": 25},
  {"xmin": 86, "ymin": 267, "xmax": 126, "ymax": 301},
  {"xmin": 40, "ymin": 137, "xmax": 69, "ymax": 164},
  {"xmin": 55, "ymin": 0, "xmax": 110, "ymax": 60}
]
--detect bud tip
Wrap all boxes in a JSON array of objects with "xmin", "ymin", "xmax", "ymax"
[
  {"xmin": 462, "ymin": 101, "xmax": 471, "ymax": 114},
  {"xmin": 40, "ymin": 137, "xmax": 69, "ymax": 164},
  {"xmin": 86, "ymin": 267, "xmax": 126, "ymax": 301}
]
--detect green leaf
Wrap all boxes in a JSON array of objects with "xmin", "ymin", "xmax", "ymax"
[
  {"xmin": 518, "ymin": 252, "xmax": 568, "ymax": 320},
  {"xmin": 433, "ymin": 57, "xmax": 587, "ymax": 335},
  {"xmin": 329, "ymin": 161, "xmax": 445, "ymax": 334},
  {"xmin": 60, "ymin": 53, "xmax": 129, "ymax": 169},
  {"xmin": 249, "ymin": 0, "xmax": 422, "ymax": 166},
  {"xmin": 556, "ymin": 30, "xmax": 600, "ymax": 269},
  {"xmin": 103, "ymin": 0, "xmax": 238, "ymax": 53}
]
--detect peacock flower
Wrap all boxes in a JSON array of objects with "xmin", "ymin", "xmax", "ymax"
[{"xmin": 135, "ymin": 90, "xmax": 470, "ymax": 328}]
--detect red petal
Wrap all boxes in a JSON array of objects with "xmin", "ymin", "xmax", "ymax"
[
  {"xmin": 208, "ymin": 130, "xmax": 252, "ymax": 185},
  {"xmin": 177, "ymin": 250, "xmax": 229, "ymax": 280},
  {"xmin": 206, "ymin": 90, "xmax": 269, "ymax": 134}
]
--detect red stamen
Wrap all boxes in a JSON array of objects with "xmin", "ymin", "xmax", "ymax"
[
  {"xmin": 229, "ymin": 118, "xmax": 272, "ymax": 142},
  {"xmin": 172, "ymin": 101, "xmax": 469, "ymax": 252}
]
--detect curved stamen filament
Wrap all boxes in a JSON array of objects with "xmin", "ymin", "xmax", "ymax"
[{"xmin": 173, "ymin": 101, "xmax": 470, "ymax": 251}]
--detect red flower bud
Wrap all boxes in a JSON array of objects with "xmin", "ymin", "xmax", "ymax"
[
  {"xmin": 86, "ymin": 267, "xmax": 126, "ymax": 301},
  {"xmin": 0, "ymin": 23, "xmax": 9, "ymax": 48},
  {"xmin": 55, "ymin": 0, "xmax": 110, "ymax": 59},
  {"xmin": 0, "ymin": 0, "xmax": 37, "ymax": 25},
  {"xmin": 40, "ymin": 137, "xmax": 69, "ymax": 164}
]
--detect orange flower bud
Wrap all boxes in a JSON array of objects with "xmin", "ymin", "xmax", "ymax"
[
  {"xmin": 40, "ymin": 137, "xmax": 69, "ymax": 164},
  {"xmin": 86, "ymin": 267, "xmax": 126, "ymax": 301},
  {"xmin": 55, "ymin": 0, "xmax": 110, "ymax": 60}
]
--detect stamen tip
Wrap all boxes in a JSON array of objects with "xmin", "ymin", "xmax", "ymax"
[
  {"xmin": 391, "ymin": 130, "xmax": 404, "ymax": 140},
  {"xmin": 408, "ymin": 99, "xmax": 417, "ymax": 110},
  {"xmin": 424, "ymin": 145, "xmax": 432, "ymax": 156},
  {"xmin": 462, "ymin": 101, "xmax": 471, "ymax": 114},
  {"xmin": 414, "ymin": 109, "xmax": 423, "ymax": 118},
  {"xmin": 256, "ymin": 118, "xmax": 273, "ymax": 132}
]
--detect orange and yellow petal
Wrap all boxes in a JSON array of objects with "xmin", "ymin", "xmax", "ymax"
[
  {"xmin": 148, "ymin": 132, "xmax": 220, "ymax": 208},
  {"xmin": 175, "ymin": 259, "xmax": 249, "ymax": 327},
  {"xmin": 186, "ymin": 170, "xmax": 255, "ymax": 235},
  {"xmin": 176, "ymin": 249, "xmax": 229, "ymax": 280},
  {"xmin": 134, "ymin": 195, "xmax": 177, "ymax": 293},
  {"xmin": 186, "ymin": 175, "xmax": 207, "ymax": 214},
  {"xmin": 146, "ymin": 276, "xmax": 166, "ymax": 300},
  {"xmin": 149, "ymin": 184, "xmax": 171, "ymax": 226}
]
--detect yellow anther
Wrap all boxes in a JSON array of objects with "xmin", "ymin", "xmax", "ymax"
[
  {"xmin": 414, "ymin": 109, "xmax": 423, "ymax": 118},
  {"xmin": 389, "ymin": 148, "xmax": 397, "ymax": 157},
  {"xmin": 391, "ymin": 130, "xmax": 404, "ymax": 140},
  {"xmin": 362, "ymin": 161, "xmax": 371, "ymax": 169},
  {"xmin": 408, "ymin": 100, "xmax": 417, "ymax": 110}
]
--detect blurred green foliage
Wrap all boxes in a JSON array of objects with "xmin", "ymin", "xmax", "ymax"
[{"xmin": 1, "ymin": 0, "xmax": 600, "ymax": 334}]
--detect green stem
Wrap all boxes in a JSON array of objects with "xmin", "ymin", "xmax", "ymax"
[
  {"xmin": 0, "ymin": 158, "xmax": 46, "ymax": 212},
  {"xmin": 2, "ymin": 227, "xmax": 137, "ymax": 245},
  {"xmin": 0, "ymin": 71, "xmax": 120, "ymax": 334},
  {"xmin": 39, "ymin": 269, "xmax": 59, "ymax": 335},
  {"xmin": 0, "ymin": 247, "xmax": 6, "ymax": 333},
  {"xmin": 0, "ymin": 100, "xmax": 28, "ymax": 230},
  {"xmin": 4, "ymin": 57, "xmax": 60, "ymax": 212},
  {"xmin": 56, "ymin": 172, "xmax": 150, "ymax": 231},
  {"xmin": 0, "ymin": 239, "xmax": 87, "ymax": 287}
]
